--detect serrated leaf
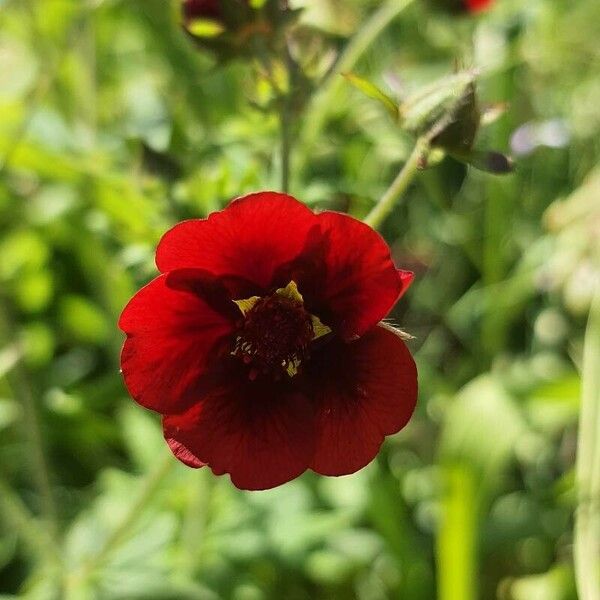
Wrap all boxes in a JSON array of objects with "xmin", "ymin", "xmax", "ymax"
[{"xmin": 343, "ymin": 73, "xmax": 399, "ymax": 121}]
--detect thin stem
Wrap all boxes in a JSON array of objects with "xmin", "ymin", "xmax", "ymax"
[
  {"xmin": 179, "ymin": 468, "xmax": 213, "ymax": 577},
  {"xmin": 95, "ymin": 454, "xmax": 173, "ymax": 566},
  {"xmin": 280, "ymin": 89, "xmax": 292, "ymax": 194},
  {"xmin": 68, "ymin": 452, "xmax": 174, "ymax": 589},
  {"xmin": 0, "ymin": 476, "xmax": 61, "ymax": 567},
  {"xmin": 12, "ymin": 368, "xmax": 59, "ymax": 531},
  {"xmin": 574, "ymin": 285, "xmax": 600, "ymax": 600},
  {"xmin": 279, "ymin": 42, "xmax": 296, "ymax": 194},
  {"xmin": 299, "ymin": 0, "xmax": 416, "ymax": 173},
  {"xmin": 0, "ymin": 303, "xmax": 58, "ymax": 537},
  {"xmin": 363, "ymin": 139, "xmax": 427, "ymax": 230}
]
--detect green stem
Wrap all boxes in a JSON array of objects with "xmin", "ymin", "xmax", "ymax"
[
  {"xmin": 93, "ymin": 454, "xmax": 173, "ymax": 570},
  {"xmin": 0, "ymin": 476, "xmax": 61, "ymax": 567},
  {"xmin": 279, "ymin": 41, "xmax": 298, "ymax": 195},
  {"xmin": 574, "ymin": 286, "xmax": 600, "ymax": 600},
  {"xmin": 0, "ymin": 303, "xmax": 58, "ymax": 537},
  {"xmin": 280, "ymin": 82, "xmax": 292, "ymax": 194},
  {"xmin": 437, "ymin": 463, "xmax": 478, "ymax": 600},
  {"xmin": 299, "ymin": 0, "xmax": 416, "ymax": 173},
  {"xmin": 363, "ymin": 139, "xmax": 427, "ymax": 230},
  {"xmin": 65, "ymin": 452, "xmax": 174, "ymax": 596},
  {"xmin": 179, "ymin": 468, "xmax": 213, "ymax": 577}
]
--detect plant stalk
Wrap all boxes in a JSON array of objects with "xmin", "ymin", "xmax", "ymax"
[
  {"xmin": 574, "ymin": 286, "xmax": 600, "ymax": 600},
  {"xmin": 364, "ymin": 139, "xmax": 427, "ymax": 230},
  {"xmin": 437, "ymin": 463, "xmax": 478, "ymax": 600},
  {"xmin": 0, "ymin": 476, "xmax": 61, "ymax": 567},
  {"xmin": 67, "ymin": 451, "xmax": 174, "ymax": 594},
  {"xmin": 299, "ymin": 0, "xmax": 416, "ymax": 173},
  {"xmin": 0, "ymin": 303, "xmax": 58, "ymax": 537},
  {"xmin": 280, "ymin": 91, "xmax": 292, "ymax": 194}
]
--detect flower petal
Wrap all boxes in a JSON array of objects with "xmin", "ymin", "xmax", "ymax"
[
  {"xmin": 311, "ymin": 211, "xmax": 412, "ymax": 339},
  {"xmin": 306, "ymin": 324, "xmax": 418, "ymax": 476},
  {"xmin": 155, "ymin": 192, "xmax": 318, "ymax": 291},
  {"xmin": 165, "ymin": 437, "xmax": 206, "ymax": 468},
  {"xmin": 119, "ymin": 274, "xmax": 235, "ymax": 415},
  {"xmin": 162, "ymin": 363, "xmax": 315, "ymax": 490}
]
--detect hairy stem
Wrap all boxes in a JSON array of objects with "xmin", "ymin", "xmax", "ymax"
[{"xmin": 364, "ymin": 139, "xmax": 427, "ymax": 230}]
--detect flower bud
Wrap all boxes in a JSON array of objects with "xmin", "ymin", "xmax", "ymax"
[
  {"xmin": 181, "ymin": 0, "xmax": 299, "ymax": 63},
  {"xmin": 183, "ymin": 0, "xmax": 225, "ymax": 22},
  {"xmin": 346, "ymin": 70, "xmax": 513, "ymax": 174}
]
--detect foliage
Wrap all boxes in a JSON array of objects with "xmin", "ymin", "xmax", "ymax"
[{"xmin": 0, "ymin": 0, "xmax": 598, "ymax": 598}]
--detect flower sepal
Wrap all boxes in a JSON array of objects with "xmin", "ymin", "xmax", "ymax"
[{"xmin": 345, "ymin": 69, "xmax": 513, "ymax": 174}]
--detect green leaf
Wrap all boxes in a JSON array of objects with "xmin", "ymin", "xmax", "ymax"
[
  {"xmin": 59, "ymin": 296, "xmax": 110, "ymax": 344},
  {"xmin": 343, "ymin": 73, "xmax": 399, "ymax": 121},
  {"xmin": 439, "ymin": 375, "xmax": 526, "ymax": 485},
  {"xmin": 527, "ymin": 374, "xmax": 581, "ymax": 434}
]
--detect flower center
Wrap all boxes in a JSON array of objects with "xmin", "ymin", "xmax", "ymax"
[{"xmin": 232, "ymin": 281, "xmax": 330, "ymax": 380}]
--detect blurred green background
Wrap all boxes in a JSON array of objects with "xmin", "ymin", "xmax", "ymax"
[{"xmin": 1, "ymin": 0, "xmax": 599, "ymax": 598}]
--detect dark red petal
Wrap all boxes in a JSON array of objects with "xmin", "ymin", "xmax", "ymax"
[
  {"xmin": 155, "ymin": 192, "xmax": 318, "ymax": 291},
  {"xmin": 397, "ymin": 269, "xmax": 414, "ymax": 294},
  {"xmin": 162, "ymin": 365, "xmax": 315, "ymax": 490},
  {"xmin": 306, "ymin": 325, "xmax": 418, "ymax": 476},
  {"xmin": 165, "ymin": 436, "xmax": 205, "ymax": 468},
  {"xmin": 165, "ymin": 268, "xmax": 255, "ymax": 321},
  {"xmin": 312, "ymin": 211, "xmax": 410, "ymax": 340},
  {"xmin": 119, "ymin": 274, "xmax": 235, "ymax": 415}
]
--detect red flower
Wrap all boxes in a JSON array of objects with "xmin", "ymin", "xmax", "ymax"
[
  {"xmin": 429, "ymin": 0, "xmax": 495, "ymax": 14},
  {"xmin": 464, "ymin": 0, "xmax": 494, "ymax": 12},
  {"xmin": 119, "ymin": 192, "xmax": 418, "ymax": 490}
]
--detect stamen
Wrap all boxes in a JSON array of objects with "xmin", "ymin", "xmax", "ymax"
[{"xmin": 232, "ymin": 281, "xmax": 331, "ymax": 380}]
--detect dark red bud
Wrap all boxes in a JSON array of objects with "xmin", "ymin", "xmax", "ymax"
[{"xmin": 183, "ymin": 0, "xmax": 222, "ymax": 21}]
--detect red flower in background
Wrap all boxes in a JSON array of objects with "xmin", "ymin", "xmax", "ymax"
[
  {"xmin": 119, "ymin": 193, "xmax": 418, "ymax": 490},
  {"xmin": 183, "ymin": 0, "xmax": 221, "ymax": 20},
  {"xmin": 429, "ymin": 0, "xmax": 495, "ymax": 14},
  {"xmin": 465, "ymin": 0, "xmax": 494, "ymax": 12},
  {"xmin": 182, "ymin": 0, "xmax": 249, "ymax": 22}
]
